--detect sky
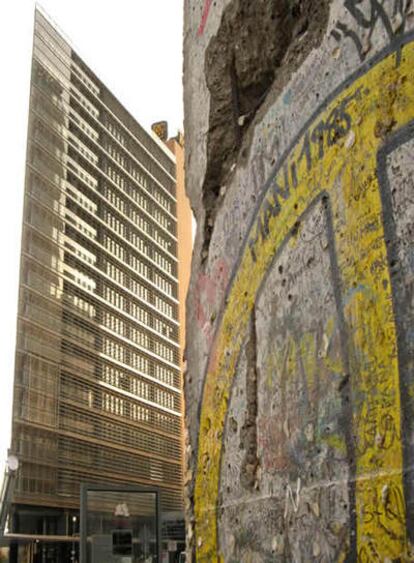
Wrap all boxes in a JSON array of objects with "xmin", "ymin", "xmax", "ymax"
[{"xmin": 0, "ymin": 0, "xmax": 184, "ymax": 470}]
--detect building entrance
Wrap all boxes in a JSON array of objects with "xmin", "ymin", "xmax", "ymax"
[{"xmin": 80, "ymin": 485, "xmax": 160, "ymax": 563}]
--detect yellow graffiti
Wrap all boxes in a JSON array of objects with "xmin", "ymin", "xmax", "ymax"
[{"xmin": 194, "ymin": 39, "xmax": 414, "ymax": 561}]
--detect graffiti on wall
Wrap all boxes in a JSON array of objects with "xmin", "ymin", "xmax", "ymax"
[
  {"xmin": 332, "ymin": 0, "xmax": 412, "ymax": 60},
  {"xmin": 197, "ymin": 0, "xmax": 213, "ymax": 36},
  {"xmin": 193, "ymin": 25, "xmax": 414, "ymax": 561}
]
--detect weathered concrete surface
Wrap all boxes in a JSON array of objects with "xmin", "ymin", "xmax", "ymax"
[{"xmin": 183, "ymin": 0, "xmax": 414, "ymax": 560}]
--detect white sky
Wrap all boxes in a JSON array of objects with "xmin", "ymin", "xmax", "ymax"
[{"xmin": 0, "ymin": 1, "xmax": 184, "ymax": 470}]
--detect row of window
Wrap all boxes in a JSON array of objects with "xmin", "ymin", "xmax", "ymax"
[
  {"xmin": 71, "ymin": 62, "xmax": 100, "ymax": 97},
  {"xmin": 153, "ymin": 294, "xmax": 174, "ymax": 318},
  {"xmin": 66, "ymin": 208, "xmax": 96, "ymax": 239},
  {"xmin": 70, "ymin": 85, "xmax": 99, "ymax": 119},
  {"xmin": 103, "ymin": 206, "xmax": 175, "ymax": 286},
  {"xmin": 60, "ymin": 404, "xmax": 180, "ymax": 458},
  {"xmin": 153, "ymin": 317, "xmax": 175, "ymax": 340},
  {"xmin": 65, "ymin": 237, "xmax": 96, "ymax": 266},
  {"xmin": 102, "ymin": 366, "xmax": 176, "ymax": 411},
  {"xmin": 129, "ymin": 205, "xmax": 150, "ymax": 235},
  {"xmin": 102, "ymin": 311, "xmax": 126, "ymax": 337},
  {"xmin": 17, "ymin": 463, "xmax": 55, "ymax": 496},
  {"xmin": 153, "ymin": 206, "xmax": 171, "ymax": 231},
  {"xmin": 130, "ymin": 301, "xmax": 149, "ymax": 325},
  {"xmin": 153, "ymin": 227, "xmax": 173, "ymax": 252},
  {"xmin": 103, "ymin": 311, "xmax": 148, "ymax": 349},
  {"xmin": 103, "ymin": 284, "xmax": 125, "ymax": 310},
  {"xmin": 105, "ymin": 259, "xmax": 125, "ymax": 286},
  {"xmin": 17, "ymin": 430, "xmax": 57, "ymax": 464},
  {"xmin": 67, "ymin": 157, "xmax": 97, "ymax": 190},
  {"xmin": 154, "ymin": 387, "xmax": 175, "ymax": 410},
  {"xmin": 65, "ymin": 291, "xmax": 96, "ymax": 319},
  {"xmin": 130, "ymin": 229, "xmax": 148, "ymax": 255},
  {"xmin": 106, "ymin": 119, "xmax": 126, "ymax": 147},
  {"xmin": 130, "ymin": 349, "xmax": 149, "ymax": 373},
  {"xmin": 103, "ymin": 337, "xmax": 125, "ymax": 363},
  {"xmin": 107, "ymin": 142, "xmax": 126, "ymax": 168},
  {"xmin": 102, "ymin": 330, "xmax": 175, "ymax": 371},
  {"xmin": 102, "ymin": 361, "xmax": 176, "ymax": 395},
  {"xmin": 104, "ymin": 234, "xmax": 125, "ymax": 261},
  {"xmin": 102, "ymin": 231, "xmax": 175, "ymax": 306},
  {"xmin": 102, "ymin": 308, "xmax": 176, "ymax": 360},
  {"xmin": 129, "ymin": 253, "xmax": 149, "ymax": 278},
  {"xmin": 153, "ymin": 247, "xmax": 173, "ymax": 275},
  {"xmin": 129, "ymin": 277, "xmax": 148, "ymax": 301},
  {"xmin": 153, "ymin": 271, "xmax": 174, "ymax": 297},
  {"xmin": 130, "ymin": 326, "xmax": 149, "ymax": 348},
  {"xmin": 69, "ymin": 132, "xmax": 98, "ymax": 166},
  {"xmin": 66, "ymin": 182, "xmax": 97, "ymax": 214},
  {"xmin": 153, "ymin": 340, "xmax": 175, "ymax": 363},
  {"xmin": 64, "ymin": 264, "xmax": 96, "ymax": 293},
  {"xmin": 69, "ymin": 107, "xmax": 99, "ymax": 142},
  {"xmin": 106, "ymin": 210, "xmax": 126, "ymax": 238},
  {"xmin": 105, "ymin": 164, "xmax": 173, "ymax": 233},
  {"xmin": 105, "ymin": 182, "xmax": 126, "ymax": 213}
]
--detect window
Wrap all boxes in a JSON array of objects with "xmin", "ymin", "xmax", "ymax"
[
  {"xmin": 154, "ymin": 364, "xmax": 175, "ymax": 387},
  {"xmin": 131, "ymin": 377, "xmax": 149, "ymax": 400},
  {"xmin": 153, "ymin": 340, "xmax": 174, "ymax": 363},
  {"xmin": 153, "ymin": 295, "xmax": 173, "ymax": 318},
  {"xmin": 65, "ymin": 209, "xmax": 96, "ymax": 239},
  {"xmin": 153, "ymin": 272, "xmax": 174, "ymax": 296},
  {"xmin": 106, "ymin": 118, "xmax": 126, "ymax": 147},
  {"xmin": 129, "ymin": 278, "xmax": 148, "ymax": 301},
  {"xmin": 129, "ymin": 254, "xmax": 148, "ymax": 278},
  {"xmin": 130, "ymin": 351, "xmax": 149, "ymax": 373},
  {"xmin": 103, "ymin": 284, "xmax": 125, "ymax": 310},
  {"xmin": 106, "ymin": 211, "xmax": 126, "ymax": 238},
  {"xmin": 103, "ymin": 337, "xmax": 125, "ymax": 363},
  {"xmin": 107, "ymin": 165, "xmax": 126, "ymax": 192},
  {"xmin": 154, "ymin": 387, "xmax": 175, "ymax": 409},
  {"xmin": 103, "ymin": 311, "xmax": 126, "ymax": 337},
  {"xmin": 102, "ymin": 392, "xmax": 124, "ymax": 416},
  {"xmin": 130, "ymin": 302, "xmax": 148, "ymax": 325},
  {"xmin": 66, "ymin": 292, "xmax": 95, "ymax": 319},
  {"xmin": 153, "ymin": 249, "xmax": 173, "ymax": 275},
  {"xmin": 153, "ymin": 317, "xmax": 173, "ymax": 339},
  {"xmin": 130, "ymin": 402, "xmax": 149, "ymax": 423},
  {"xmin": 71, "ymin": 63, "xmax": 100, "ymax": 97},
  {"xmin": 104, "ymin": 235, "xmax": 126, "ymax": 261},
  {"xmin": 102, "ymin": 364, "xmax": 121, "ymax": 387},
  {"xmin": 130, "ymin": 326, "xmax": 149, "ymax": 348},
  {"xmin": 105, "ymin": 260, "xmax": 125, "ymax": 285}
]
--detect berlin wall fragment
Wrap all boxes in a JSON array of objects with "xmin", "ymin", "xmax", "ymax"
[{"xmin": 184, "ymin": 0, "xmax": 414, "ymax": 560}]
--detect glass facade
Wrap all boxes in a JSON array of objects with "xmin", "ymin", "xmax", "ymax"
[{"xmin": 8, "ymin": 10, "xmax": 185, "ymax": 557}]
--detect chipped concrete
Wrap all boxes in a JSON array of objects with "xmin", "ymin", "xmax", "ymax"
[{"xmin": 200, "ymin": 0, "xmax": 330, "ymax": 258}]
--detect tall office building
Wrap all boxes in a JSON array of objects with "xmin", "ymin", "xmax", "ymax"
[{"xmin": 5, "ymin": 8, "xmax": 191, "ymax": 560}]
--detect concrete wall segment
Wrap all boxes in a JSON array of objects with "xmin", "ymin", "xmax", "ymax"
[{"xmin": 184, "ymin": 0, "xmax": 414, "ymax": 560}]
